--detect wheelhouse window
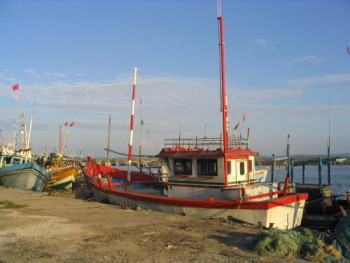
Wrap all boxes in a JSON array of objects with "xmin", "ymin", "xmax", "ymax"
[
  {"xmin": 174, "ymin": 159, "xmax": 192, "ymax": 175},
  {"xmin": 197, "ymin": 159, "xmax": 217, "ymax": 176},
  {"xmin": 240, "ymin": 162, "xmax": 245, "ymax": 175}
]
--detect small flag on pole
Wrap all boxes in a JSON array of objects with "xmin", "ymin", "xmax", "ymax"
[
  {"xmin": 243, "ymin": 113, "xmax": 247, "ymax": 121},
  {"xmin": 12, "ymin": 84, "xmax": 19, "ymax": 91}
]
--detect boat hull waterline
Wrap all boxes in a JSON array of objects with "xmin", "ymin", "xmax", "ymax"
[{"xmin": 83, "ymin": 162, "xmax": 308, "ymax": 230}]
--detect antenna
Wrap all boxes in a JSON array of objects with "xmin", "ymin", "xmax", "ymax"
[
  {"xmin": 107, "ymin": 114, "xmax": 111, "ymax": 165},
  {"xmin": 178, "ymin": 112, "xmax": 182, "ymax": 147},
  {"xmin": 217, "ymin": 0, "xmax": 222, "ymax": 18}
]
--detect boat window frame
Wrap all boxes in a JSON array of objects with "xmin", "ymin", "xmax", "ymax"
[
  {"xmin": 197, "ymin": 159, "xmax": 218, "ymax": 176},
  {"xmin": 173, "ymin": 159, "xmax": 192, "ymax": 175}
]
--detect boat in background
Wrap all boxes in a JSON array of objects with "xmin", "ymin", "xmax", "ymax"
[
  {"xmin": 0, "ymin": 114, "xmax": 50, "ymax": 192},
  {"xmin": 83, "ymin": 1, "xmax": 308, "ymax": 230},
  {"xmin": 45, "ymin": 124, "xmax": 80, "ymax": 190},
  {"xmin": 45, "ymin": 154, "xmax": 79, "ymax": 190}
]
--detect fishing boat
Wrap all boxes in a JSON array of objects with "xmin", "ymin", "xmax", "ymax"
[
  {"xmin": 0, "ymin": 115, "xmax": 50, "ymax": 192},
  {"xmin": 45, "ymin": 155, "xmax": 79, "ymax": 190},
  {"xmin": 83, "ymin": 1, "xmax": 308, "ymax": 230},
  {"xmin": 0, "ymin": 154, "xmax": 49, "ymax": 192},
  {"xmin": 45, "ymin": 125, "xmax": 80, "ymax": 190}
]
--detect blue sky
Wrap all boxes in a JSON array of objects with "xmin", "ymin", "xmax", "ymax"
[{"xmin": 0, "ymin": 0, "xmax": 349, "ymax": 158}]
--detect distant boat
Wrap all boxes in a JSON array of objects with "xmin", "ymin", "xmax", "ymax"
[{"xmin": 83, "ymin": 1, "xmax": 308, "ymax": 230}]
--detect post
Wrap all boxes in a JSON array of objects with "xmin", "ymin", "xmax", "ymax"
[
  {"xmin": 327, "ymin": 145, "xmax": 331, "ymax": 185},
  {"xmin": 139, "ymin": 145, "xmax": 142, "ymax": 173},
  {"xmin": 318, "ymin": 158, "xmax": 322, "ymax": 190},
  {"xmin": 106, "ymin": 114, "xmax": 111, "ymax": 165},
  {"xmin": 26, "ymin": 115, "xmax": 33, "ymax": 150},
  {"xmin": 25, "ymin": 115, "xmax": 34, "ymax": 161},
  {"xmin": 271, "ymin": 154, "xmax": 275, "ymax": 182},
  {"xmin": 302, "ymin": 163, "xmax": 305, "ymax": 184},
  {"xmin": 290, "ymin": 160, "xmax": 294, "ymax": 183},
  {"xmin": 246, "ymin": 127, "xmax": 250, "ymax": 149},
  {"xmin": 127, "ymin": 67, "xmax": 138, "ymax": 184},
  {"xmin": 286, "ymin": 135, "xmax": 291, "ymax": 178}
]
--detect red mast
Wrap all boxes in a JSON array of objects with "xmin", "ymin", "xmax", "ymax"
[{"xmin": 217, "ymin": 0, "xmax": 229, "ymax": 187}]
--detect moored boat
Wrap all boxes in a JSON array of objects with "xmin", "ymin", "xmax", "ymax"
[
  {"xmin": 0, "ymin": 113, "xmax": 50, "ymax": 192},
  {"xmin": 46, "ymin": 164, "xmax": 79, "ymax": 190},
  {"xmin": 0, "ymin": 153, "xmax": 49, "ymax": 192},
  {"xmin": 45, "ymin": 124, "xmax": 80, "ymax": 190},
  {"xmin": 84, "ymin": 154, "xmax": 307, "ymax": 229},
  {"xmin": 83, "ymin": 0, "xmax": 308, "ymax": 229}
]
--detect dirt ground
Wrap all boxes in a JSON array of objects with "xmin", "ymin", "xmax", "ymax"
[{"xmin": 0, "ymin": 186, "xmax": 308, "ymax": 263}]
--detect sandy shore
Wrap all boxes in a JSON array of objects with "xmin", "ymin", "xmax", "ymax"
[{"xmin": 0, "ymin": 186, "xmax": 308, "ymax": 263}]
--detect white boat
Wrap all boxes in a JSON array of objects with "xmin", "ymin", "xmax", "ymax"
[{"xmin": 83, "ymin": 0, "xmax": 308, "ymax": 230}]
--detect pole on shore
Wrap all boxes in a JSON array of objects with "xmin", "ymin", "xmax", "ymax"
[{"xmin": 127, "ymin": 67, "xmax": 138, "ymax": 186}]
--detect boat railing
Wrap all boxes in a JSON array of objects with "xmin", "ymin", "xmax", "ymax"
[{"xmin": 164, "ymin": 136, "xmax": 249, "ymax": 150}]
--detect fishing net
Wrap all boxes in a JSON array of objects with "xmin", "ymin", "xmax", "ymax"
[
  {"xmin": 253, "ymin": 228, "xmax": 344, "ymax": 262},
  {"xmin": 332, "ymin": 215, "xmax": 350, "ymax": 261}
]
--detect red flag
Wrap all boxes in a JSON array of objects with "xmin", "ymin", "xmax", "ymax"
[
  {"xmin": 70, "ymin": 122, "xmax": 75, "ymax": 127},
  {"xmin": 12, "ymin": 84, "xmax": 19, "ymax": 91},
  {"xmin": 243, "ymin": 113, "xmax": 247, "ymax": 121}
]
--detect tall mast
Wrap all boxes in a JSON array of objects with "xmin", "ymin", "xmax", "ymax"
[
  {"xmin": 217, "ymin": 0, "xmax": 229, "ymax": 153},
  {"xmin": 59, "ymin": 125, "xmax": 63, "ymax": 156},
  {"xmin": 127, "ymin": 67, "xmax": 138, "ymax": 184},
  {"xmin": 217, "ymin": 0, "xmax": 229, "ymax": 187}
]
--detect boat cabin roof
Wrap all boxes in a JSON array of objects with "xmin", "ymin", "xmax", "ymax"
[
  {"xmin": 157, "ymin": 137, "xmax": 258, "ymax": 158},
  {"xmin": 158, "ymin": 147, "xmax": 258, "ymax": 158}
]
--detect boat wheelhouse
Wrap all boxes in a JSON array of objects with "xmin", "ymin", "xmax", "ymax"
[{"xmin": 159, "ymin": 137, "xmax": 269, "ymax": 201}]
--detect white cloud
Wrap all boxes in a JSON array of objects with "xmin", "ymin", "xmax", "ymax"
[
  {"xmin": 46, "ymin": 71, "xmax": 67, "ymax": 78},
  {"xmin": 0, "ymin": 71, "xmax": 15, "ymax": 82},
  {"xmin": 253, "ymin": 38, "xmax": 279, "ymax": 48},
  {"xmin": 233, "ymin": 88, "xmax": 305, "ymax": 101},
  {"xmin": 24, "ymin": 69, "xmax": 41, "ymax": 78},
  {"xmin": 291, "ymin": 56, "xmax": 327, "ymax": 64},
  {"xmin": 286, "ymin": 74, "xmax": 350, "ymax": 88},
  {"xmin": 1, "ymin": 75, "xmax": 349, "ymax": 156}
]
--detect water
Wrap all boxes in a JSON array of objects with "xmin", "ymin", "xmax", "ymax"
[{"xmin": 258, "ymin": 165, "xmax": 350, "ymax": 197}]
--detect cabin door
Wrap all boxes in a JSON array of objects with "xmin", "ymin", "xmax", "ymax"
[{"xmin": 235, "ymin": 159, "xmax": 248, "ymax": 184}]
